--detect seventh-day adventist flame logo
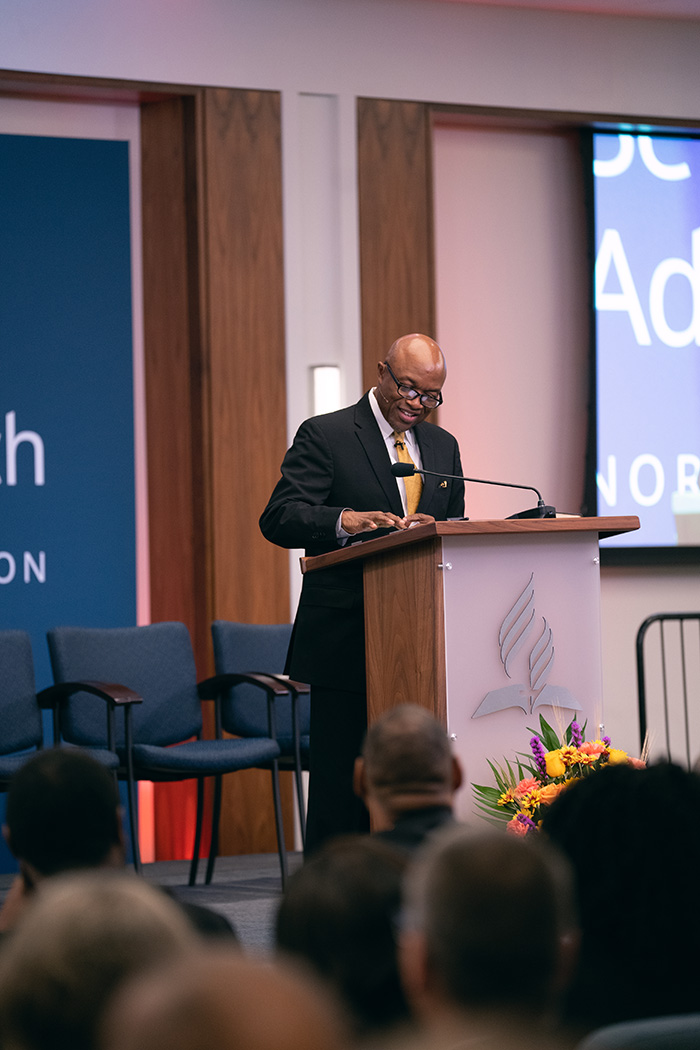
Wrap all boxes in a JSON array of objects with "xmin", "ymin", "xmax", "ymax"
[{"xmin": 472, "ymin": 573, "xmax": 582, "ymax": 719}]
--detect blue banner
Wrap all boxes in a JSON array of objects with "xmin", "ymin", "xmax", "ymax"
[{"xmin": 0, "ymin": 134, "xmax": 136, "ymax": 867}]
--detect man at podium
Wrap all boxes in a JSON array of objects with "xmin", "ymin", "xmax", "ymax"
[{"xmin": 260, "ymin": 333, "xmax": 464, "ymax": 853}]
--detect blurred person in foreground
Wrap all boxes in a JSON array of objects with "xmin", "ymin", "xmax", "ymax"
[
  {"xmin": 399, "ymin": 825, "xmax": 579, "ymax": 1050},
  {"xmin": 0, "ymin": 747, "xmax": 125, "ymax": 931},
  {"xmin": 99, "ymin": 945, "xmax": 347, "ymax": 1050},
  {"xmin": 354, "ymin": 704, "xmax": 462, "ymax": 852},
  {"xmin": 0, "ymin": 870, "xmax": 197, "ymax": 1050},
  {"xmin": 275, "ymin": 835, "xmax": 413, "ymax": 1044},
  {"xmin": 540, "ymin": 761, "xmax": 700, "ymax": 1036},
  {"xmin": 0, "ymin": 747, "xmax": 235, "ymax": 940}
]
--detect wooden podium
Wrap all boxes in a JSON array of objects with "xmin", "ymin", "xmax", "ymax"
[{"xmin": 302, "ymin": 516, "xmax": 639, "ymax": 819}]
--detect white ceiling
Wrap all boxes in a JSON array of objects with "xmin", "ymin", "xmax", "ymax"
[{"xmin": 438, "ymin": 0, "xmax": 700, "ymax": 21}]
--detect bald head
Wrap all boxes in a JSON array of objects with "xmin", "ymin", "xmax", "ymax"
[
  {"xmin": 386, "ymin": 334, "xmax": 445, "ymax": 376},
  {"xmin": 355, "ymin": 705, "xmax": 460, "ymax": 823},
  {"xmin": 100, "ymin": 948, "xmax": 347, "ymax": 1050},
  {"xmin": 376, "ymin": 334, "xmax": 446, "ymax": 432},
  {"xmin": 401, "ymin": 827, "xmax": 577, "ymax": 1019}
]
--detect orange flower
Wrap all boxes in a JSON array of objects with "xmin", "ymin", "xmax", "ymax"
[
  {"xmin": 506, "ymin": 815, "xmax": 530, "ymax": 836},
  {"xmin": 514, "ymin": 776, "xmax": 540, "ymax": 799},
  {"xmin": 537, "ymin": 782, "xmax": 567, "ymax": 806},
  {"xmin": 627, "ymin": 756, "xmax": 646, "ymax": 769},
  {"xmin": 578, "ymin": 740, "xmax": 607, "ymax": 757}
]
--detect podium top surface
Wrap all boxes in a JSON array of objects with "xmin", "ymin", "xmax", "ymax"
[{"xmin": 300, "ymin": 515, "xmax": 640, "ymax": 574}]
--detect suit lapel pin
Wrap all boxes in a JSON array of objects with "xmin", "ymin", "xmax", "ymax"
[{"xmin": 440, "ymin": 480, "xmax": 448, "ymax": 489}]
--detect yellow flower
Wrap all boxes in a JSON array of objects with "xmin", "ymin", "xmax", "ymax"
[
  {"xmin": 520, "ymin": 789, "xmax": 541, "ymax": 814},
  {"xmin": 498, "ymin": 789, "xmax": 515, "ymax": 806},
  {"xmin": 607, "ymin": 748, "xmax": 629, "ymax": 765},
  {"xmin": 572, "ymin": 752, "xmax": 597, "ymax": 767},
  {"xmin": 544, "ymin": 750, "xmax": 566, "ymax": 778}
]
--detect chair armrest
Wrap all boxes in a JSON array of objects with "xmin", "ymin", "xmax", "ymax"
[
  {"xmin": 261, "ymin": 673, "xmax": 310, "ymax": 696},
  {"xmin": 197, "ymin": 673, "xmax": 295, "ymax": 743},
  {"xmin": 197, "ymin": 672, "xmax": 291, "ymax": 701},
  {"xmin": 37, "ymin": 681, "xmax": 143, "ymax": 708},
  {"xmin": 36, "ymin": 681, "xmax": 142, "ymax": 754}
]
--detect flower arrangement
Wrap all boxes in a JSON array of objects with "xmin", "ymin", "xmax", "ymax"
[{"xmin": 472, "ymin": 715, "xmax": 645, "ymax": 836}]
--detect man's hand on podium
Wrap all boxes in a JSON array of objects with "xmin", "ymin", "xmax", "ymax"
[{"xmin": 341, "ymin": 510, "xmax": 437, "ymax": 534}]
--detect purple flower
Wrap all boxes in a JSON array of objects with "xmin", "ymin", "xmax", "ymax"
[
  {"xmin": 530, "ymin": 735, "xmax": 548, "ymax": 777},
  {"xmin": 603, "ymin": 736, "xmax": 611, "ymax": 747},
  {"xmin": 571, "ymin": 721, "xmax": 583, "ymax": 748},
  {"xmin": 517, "ymin": 812, "xmax": 537, "ymax": 831}
]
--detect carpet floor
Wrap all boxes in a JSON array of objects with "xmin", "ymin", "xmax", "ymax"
[
  {"xmin": 0, "ymin": 852, "xmax": 303, "ymax": 956},
  {"xmin": 143, "ymin": 852, "xmax": 303, "ymax": 954}
]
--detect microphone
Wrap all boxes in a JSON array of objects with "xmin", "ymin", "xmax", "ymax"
[{"xmin": 390, "ymin": 462, "xmax": 556, "ymax": 519}]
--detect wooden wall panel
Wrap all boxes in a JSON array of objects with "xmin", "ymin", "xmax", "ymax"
[
  {"xmin": 196, "ymin": 88, "xmax": 292, "ymax": 854},
  {"xmin": 141, "ymin": 97, "xmax": 210, "ymax": 860},
  {"xmin": 141, "ymin": 88, "xmax": 292, "ymax": 858},
  {"xmin": 199, "ymin": 88, "xmax": 289, "ymax": 626},
  {"xmin": 141, "ymin": 97, "xmax": 208, "ymax": 664},
  {"xmin": 357, "ymin": 98, "xmax": 434, "ymax": 389}
]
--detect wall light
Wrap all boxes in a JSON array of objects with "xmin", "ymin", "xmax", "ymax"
[{"xmin": 311, "ymin": 365, "xmax": 341, "ymax": 416}]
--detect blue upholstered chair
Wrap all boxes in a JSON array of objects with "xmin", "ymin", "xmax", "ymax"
[
  {"xmin": 46, "ymin": 621, "xmax": 290, "ymax": 885},
  {"xmin": 0, "ymin": 630, "xmax": 120, "ymax": 788},
  {"xmin": 0, "ymin": 630, "xmax": 44, "ymax": 786},
  {"xmin": 210, "ymin": 621, "xmax": 310, "ymax": 846}
]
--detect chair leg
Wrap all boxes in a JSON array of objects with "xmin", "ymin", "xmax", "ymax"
[
  {"xmin": 271, "ymin": 761, "xmax": 288, "ymax": 889},
  {"xmin": 291, "ymin": 692, "xmax": 306, "ymax": 846},
  {"xmin": 205, "ymin": 774, "xmax": 223, "ymax": 886},
  {"xmin": 188, "ymin": 777, "xmax": 205, "ymax": 887},
  {"xmin": 294, "ymin": 764, "xmax": 306, "ymax": 846},
  {"xmin": 126, "ymin": 773, "xmax": 141, "ymax": 875}
]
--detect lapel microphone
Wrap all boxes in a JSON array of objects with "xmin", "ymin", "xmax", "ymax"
[{"xmin": 390, "ymin": 461, "xmax": 556, "ymax": 519}]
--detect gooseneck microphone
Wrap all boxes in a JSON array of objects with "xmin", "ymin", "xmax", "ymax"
[{"xmin": 390, "ymin": 462, "xmax": 556, "ymax": 519}]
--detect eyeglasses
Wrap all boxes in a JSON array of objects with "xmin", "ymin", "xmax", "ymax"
[{"xmin": 383, "ymin": 361, "xmax": 443, "ymax": 409}]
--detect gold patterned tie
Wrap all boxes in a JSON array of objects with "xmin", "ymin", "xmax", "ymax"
[{"xmin": 393, "ymin": 431, "xmax": 423, "ymax": 515}]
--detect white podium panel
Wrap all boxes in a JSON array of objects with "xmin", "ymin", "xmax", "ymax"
[{"xmin": 441, "ymin": 531, "xmax": 604, "ymax": 820}]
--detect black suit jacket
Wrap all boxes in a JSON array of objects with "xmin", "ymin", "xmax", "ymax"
[
  {"xmin": 374, "ymin": 805, "xmax": 456, "ymax": 853},
  {"xmin": 260, "ymin": 393, "xmax": 464, "ymax": 691}
]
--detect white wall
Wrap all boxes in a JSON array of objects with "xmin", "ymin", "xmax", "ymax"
[
  {"xmin": 3, "ymin": 0, "xmax": 700, "ymax": 757},
  {"xmin": 435, "ymin": 124, "xmax": 589, "ymax": 522},
  {"xmin": 2, "ymin": 0, "xmax": 700, "ymax": 118}
]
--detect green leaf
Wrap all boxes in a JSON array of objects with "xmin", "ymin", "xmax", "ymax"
[
  {"xmin": 526, "ymin": 715, "xmax": 561, "ymax": 752},
  {"xmin": 515, "ymin": 751, "xmax": 540, "ymax": 777},
  {"xmin": 474, "ymin": 810, "xmax": 512, "ymax": 829}
]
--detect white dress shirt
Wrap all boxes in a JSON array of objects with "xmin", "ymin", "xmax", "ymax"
[{"xmin": 336, "ymin": 390, "xmax": 424, "ymax": 540}]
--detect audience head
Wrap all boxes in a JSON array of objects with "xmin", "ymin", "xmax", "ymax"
[
  {"xmin": 100, "ymin": 947, "xmax": 347, "ymax": 1050},
  {"xmin": 541, "ymin": 760, "xmax": 700, "ymax": 1030},
  {"xmin": 275, "ymin": 835, "xmax": 412, "ymax": 1040},
  {"xmin": 400, "ymin": 826, "xmax": 577, "ymax": 1026},
  {"xmin": 354, "ymin": 704, "xmax": 462, "ymax": 828},
  {"xmin": 4, "ymin": 748, "xmax": 124, "ymax": 881},
  {"xmin": 0, "ymin": 870, "xmax": 197, "ymax": 1050}
]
